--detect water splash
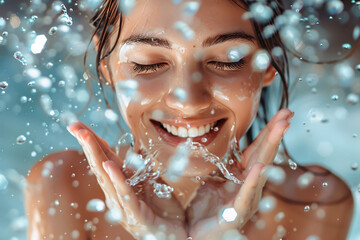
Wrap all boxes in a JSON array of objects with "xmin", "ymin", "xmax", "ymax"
[{"xmin": 13, "ymin": 51, "xmax": 27, "ymax": 65}]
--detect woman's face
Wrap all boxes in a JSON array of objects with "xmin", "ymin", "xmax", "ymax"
[{"xmin": 106, "ymin": 0, "xmax": 275, "ymax": 177}]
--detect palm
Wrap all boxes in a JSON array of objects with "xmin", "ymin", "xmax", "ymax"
[{"xmin": 68, "ymin": 109, "xmax": 292, "ymax": 240}]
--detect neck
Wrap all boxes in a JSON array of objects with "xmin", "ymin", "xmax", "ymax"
[{"xmin": 161, "ymin": 174, "xmax": 202, "ymax": 210}]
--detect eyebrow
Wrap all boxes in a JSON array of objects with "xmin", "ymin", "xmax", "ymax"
[
  {"xmin": 122, "ymin": 31, "xmax": 255, "ymax": 49},
  {"xmin": 202, "ymin": 32, "xmax": 255, "ymax": 47},
  {"xmin": 122, "ymin": 34, "xmax": 171, "ymax": 48}
]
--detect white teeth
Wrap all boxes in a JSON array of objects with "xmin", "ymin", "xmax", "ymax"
[
  {"xmin": 188, "ymin": 127, "xmax": 198, "ymax": 137},
  {"xmin": 161, "ymin": 121, "xmax": 218, "ymax": 138},
  {"xmin": 171, "ymin": 125, "xmax": 178, "ymax": 136},
  {"xmin": 178, "ymin": 127, "xmax": 188, "ymax": 137}
]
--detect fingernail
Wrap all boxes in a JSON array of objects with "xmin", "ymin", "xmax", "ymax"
[
  {"xmin": 287, "ymin": 111, "xmax": 295, "ymax": 122},
  {"xmin": 67, "ymin": 125, "xmax": 76, "ymax": 137}
]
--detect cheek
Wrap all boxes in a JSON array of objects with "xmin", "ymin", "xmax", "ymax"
[{"xmin": 213, "ymin": 75, "xmax": 263, "ymax": 139}]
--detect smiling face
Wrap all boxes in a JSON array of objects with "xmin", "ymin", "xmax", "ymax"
[{"xmin": 104, "ymin": 0, "xmax": 275, "ymax": 177}]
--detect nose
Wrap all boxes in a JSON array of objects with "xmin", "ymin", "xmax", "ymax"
[{"xmin": 165, "ymin": 70, "xmax": 212, "ymax": 116}]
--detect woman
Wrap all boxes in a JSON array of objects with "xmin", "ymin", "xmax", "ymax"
[{"xmin": 25, "ymin": 0, "xmax": 353, "ymax": 239}]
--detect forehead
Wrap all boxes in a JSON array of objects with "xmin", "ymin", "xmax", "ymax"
[{"xmin": 119, "ymin": 0, "xmax": 254, "ymax": 43}]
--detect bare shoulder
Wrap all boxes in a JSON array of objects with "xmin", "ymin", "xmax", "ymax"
[
  {"xmin": 25, "ymin": 150, "xmax": 134, "ymax": 240},
  {"xmin": 26, "ymin": 149, "xmax": 104, "ymax": 208},
  {"xmin": 27, "ymin": 149, "xmax": 88, "ymax": 183}
]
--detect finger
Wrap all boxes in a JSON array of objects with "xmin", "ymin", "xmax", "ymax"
[
  {"xmin": 243, "ymin": 109, "xmax": 293, "ymax": 166},
  {"xmin": 243, "ymin": 117, "xmax": 291, "ymax": 171},
  {"xmin": 68, "ymin": 121, "xmax": 117, "ymax": 161},
  {"xmin": 76, "ymin": 129, "xmax": 121, "ymax": 210},
  {"xmin": 103, "ymin": 160, "xmax": 144, "ymax": 225},
  {"xmin": 233, "ymin": 162, "xmax": 264, "ymax": 215}
]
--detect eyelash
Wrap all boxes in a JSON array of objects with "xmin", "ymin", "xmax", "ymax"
[
  {"xmin": 208, "ymin": 59, "xmax": 245, "ymax": 70},
  {"xmin": 132, "ymin": 59, "xmax": 245, "ymax": 74},
  {"xmin": 133, "ymin": 63, "xmax": 167, "ymax": 73}
]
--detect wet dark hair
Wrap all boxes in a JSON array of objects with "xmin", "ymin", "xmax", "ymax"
[{"xmin": 84, "ymin": 0, "xmax": 289, "ymax": 141}]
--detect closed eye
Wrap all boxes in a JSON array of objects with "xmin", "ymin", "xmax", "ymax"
[
  {"xmin": 208, "ymin": 59, "xmax": 245, "ymax": 71},
  {"xmin": 132, "ymin": 63, "xmax": 168, "ymax": 74}
]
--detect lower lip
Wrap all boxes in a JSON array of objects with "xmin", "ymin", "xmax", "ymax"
[{"xmin": 151, "ymin": 119, "xmax": 226, "ymax": 147}]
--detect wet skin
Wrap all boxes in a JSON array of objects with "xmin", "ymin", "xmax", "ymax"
[{"xmin": 25, "ymin": 0, "xmax": 353, "ymax": 239}]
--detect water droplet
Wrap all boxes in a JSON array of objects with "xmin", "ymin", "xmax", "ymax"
[
  {"xmin": 319, "ymin": 39, "xmax": 330, "ymax": 50},
  {"xmin": 304, "ymin": 205, "xmax": 310, "ymax": 212},
  {"xmin": 71, "ymin": 230, "xmax": 80, "ymax": 239},
  {"xmin": 331, "ymin": 94, "xmax": 339, "ymax": 101},
  {"xmin": 166, "ymin": 141, "xmax": 190, "ymax": 181},
  {"xmin": 221, "ymin": 207, "xmax": 238, "ymax": 222},
  {"xmin": 31, "ymin": 151, "xmax": 37, "ymax": 157},
  {"xmin": 297, "ymin": 172, "xmax": 314, "ymax": 188},
  {"xmin": 174, "ymin": 88, "xmax": 187, "ymax": 101},
  {"xmin": 36, "ymin": 77, "xmax": 52, "ymax": 92},
  {"xmin": 259, "ymin": 196, "xmax": 276, "ymax": 212},
  {"xmin": 16, "ymin": 135, "xmax": 26, "ymax": 144},
  {"xmin": 20, "ymin": 96, "xmax": 28, "ymax": 103},
  {"xmin": 86, "ymin": 199, "xmax": 105, "ymax": 212},
  {"xmin": 31, "ymin": 34, "xmax": 47, "ymax": 54},
  {"xmin": 105, "ymin": 208, "xmax": 123, "ymax": 223},
  {"xmin": 13, "ymin": 51, "xmax": 27, "ymax": 65},
  {"xmin": 265, "ymin": 166, "xmax": 286, "ymax": 185},
  {"xmin": 201, "ymin": 137, "xmax": 207, "ymax": 143},
  {"xmin": 322, "ymin": 182, "xmax": 328, "ymax": 187},
  {"xmin": 0, "ymin": 17, "xmax": 5, "ymax": 30},
  {"xmin": 153, "ymin": 182, "xmax": 174, "ymax": 199},
  {"xmin": 72, "ymin": 180, "xmax": 79, "ymax": 188},
  {"xmin": 58, "ymin": 80, "xmax": 65, "ymax": 87},
  {"xmin": 115, "ymin": 79, "xmax": 138, "ymax": 97},
  {"xmin": 251, "ymin": 50, "xmax": 271, "ymax": 72},
  {"xmin": 250, "ymin": 2, "xmax": 274, "ymax": 23},
  {"xmin": 48, "ymin": 207, "xmax": 56, "ymax": 215},
  {"xmin": 351, "ymin": 162, "xmax": 358, "ymax": 170},
  {"xmin": 227, "ymin": 44, "xmax": 251, "ymax": 62},
  {"xmin": 60, "ymin": 4, "xmax": 73, "ymax": 26},
  {"xmin": 356, "ymin": 64, "xmax": 360, "ymax": 72},
  {"xmin": 342, "ymin": 43, "xmax": 352, "ymax": 50},
  {"xmin": 104, "ymin": 109, "xmax": 119, "ymax": 122},
  {"xmin": 353, "ymin": 26, "xmax": 360, "ymax": 40},
  {"xmin": 327, "ymin": 0, "xmax": 344, "ymax": 15},
  {"xmin": 0, "ymin": 174, "xmax": 8, "ymax": 190},
  {"xmin": 173, "ymin": 21, "xmax": 195, "ymax": 41},
  {"xmin": 182, "ymin": 1, "xmax": 200, "ymax": 15},
  {"xmin": 48, "ymin": 26, "xmax": 58, "ymax": 35},
  {"xmin": 0, "ymin": 81, "xmax": 8, "ymax": 89},
  {"xmin": 346, "ymin": 93, "xmax": 359, "ymax": 105},
  {"xmin": 288, "ymin": 159, "xmax": 297, "ymax": 170},
  {"xmin": 118, "ymin": 0, "xmax": 136, "ymax": 15},
  {"xmin": 46, "ymin": 62, "xmax": 54, "ymax": 69}
]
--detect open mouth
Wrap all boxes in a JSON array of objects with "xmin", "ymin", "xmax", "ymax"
[{"xmin": 150, "ymin": 118, "xmax": 226, "ymax": 146}]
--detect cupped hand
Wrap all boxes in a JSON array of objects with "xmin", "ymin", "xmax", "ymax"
[
  {"xmin": 67, "ymin": 122, "xmax": 188, "ymax": 239},
  {"xmin": 188, "ymin": 108, "xmax": 293, "ymax": 240}
]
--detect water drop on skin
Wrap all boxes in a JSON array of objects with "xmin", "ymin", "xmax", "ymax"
[
  {"xmin": 288, "ymin": 159, "xmax": 297, "ymax": 170},
  {"xmin": 304, "ymin": 205, "xmax": 310, "ymax": 212},
  {"xmin": 86, "ymin": 199, "xmax": 105, "ymax": 212},
  {"xmin": 322, "ymin": 182, "xmax": 328, "ymax": 187}
]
